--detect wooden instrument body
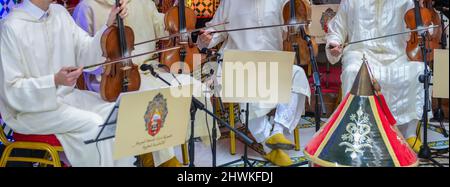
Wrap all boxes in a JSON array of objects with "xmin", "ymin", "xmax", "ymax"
[
  {"xmin": 99, "ymin": 1, "xmax": 141, "ymax": 102},
  {"xmin": 161, "ymin": 1, "xmax": 200, "ymax": 73},
  {"xmin": 100, "ymin": 26, "xmax": 140, "ymax": 102},
  {"xmin": 405, "ymin": 0, "xmax": 439, "ymax": 62},
  {"xmin": 282, "ymin": 0, "xmax": 318, "ymax": 66},
  {"xmin": 424, "ymin": 0, "xmax": 443, "ymax": 51}
]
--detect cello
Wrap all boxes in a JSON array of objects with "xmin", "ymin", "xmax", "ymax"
[
  {"xmin": 282, "ymin": 0, "xmax": 319, "ymax": 67},
  {"xmin": 160, "ymin": 0, "xmax": 201, "ymax": 74},
  {"xmin": 100, "ymin": 0, "xmax": 141, "ymax": 102},
  {"xmin": 405, "ymin": 0, "xmax": 437, "ymax": 62}
]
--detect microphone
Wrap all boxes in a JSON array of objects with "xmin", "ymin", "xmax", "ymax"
[
  {"xmin": 304, "ymin": 34, "xmax": 312, "ymax": 44},
  {"xmin": 299, "ymin": 26, "xmax": 312, "ymax": 44},
  {"xmin": 200, "ymin": 48, "xmax": 210, "ymax": 54},
  {"xmin": 140, "ymin": 64, "xmax": 155, "ymax": 74},
  {"xmin": 155, "ymin": 63, "xmax": 172, "ymax": 73},
  {"xmin": 200, "ymin": 48, "xmax": 220, "ymax": 58},
  {"xmin": 156, "ymin": 64, "xmax": 169, "ymax": 69},
  {"xmin": 144, "ymin": 63, "xmax": 183, "ymax": 87},
  {"xmin": 140, "ymin": 64, "xmax": 172, "ymax": 86}
]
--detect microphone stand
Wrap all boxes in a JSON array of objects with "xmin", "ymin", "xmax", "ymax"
[
  {"xmin": 417, "ymin": 32, "xmax": 444, "ymax": 167},
  {"xmin": 213, "ymin": 52, "xmax": 264, "ymax": 167},
  {"xmin": 209, "ymin": 54, "xmax": 226, "ymax": 167},
  {"xmin": 302, "ymin": 29, "xmax": 327, "ymax": 132},
  {"xmin": 219, "ymin": 103, "xmax": 262, "ymax": 167},
  {"xmin": 199, "ymin": 50, "xmax": 259, "ymax": 167},
  {"xmin": 143, "ymin": 64, "xmax": 172, "ymax": 86},
  {"xmin": 197, "ymin": 49, "xmax": 227, "ymax": 167},
  {"xmin": 141, "ymin": 64, "xmax": 254, "ymax": 167},
  {"xmin": 202, "ymin": 50, "xmax": 224, "ymax": 167}
]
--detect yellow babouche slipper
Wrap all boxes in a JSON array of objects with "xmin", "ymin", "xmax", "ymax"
[
  {"xmin": 140, "ymin": 153, "xmax": 155, "ymax": 167},
  {"xmin": 160, "ymin": 157, "xmax": 183, "ymax": 167},
  {"xmin": 264, "ymin": 149, "xmax": 293, "ymax": 167},
  {"xmin": 265, "ymin": 133, "xmax": 295, "ymax": 150},
  {"xmin": 406, "ymin": 137, "xmax": 422, "ymax": 153},
  {"xmin": 140, "ymin": 153, "xmax": 182, "ymax": 167}
]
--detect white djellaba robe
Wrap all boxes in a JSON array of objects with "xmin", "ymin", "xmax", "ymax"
[
  {"xmin": 0, "ymin": 1, "xmax": 134, "ymax": 167},
  {"xmin": 198, "ymin": 0, "xmax": 311, "ymax": 151},
  {"xmin": 325, "ymin": 0, "xmax": 430, "ymax": 139},
  {"xmin": 73, "ymin": 0, "xmax": 218, "ymax": 166}
]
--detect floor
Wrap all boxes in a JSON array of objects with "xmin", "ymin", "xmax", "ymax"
[{"xmin": 173, "ymin": 118, "xmax": 449, "ymax": 167}]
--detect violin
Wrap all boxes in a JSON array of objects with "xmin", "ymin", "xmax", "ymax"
[
  {"xmin": 160, "ymin": 0, "xmax": 200, "ymax": 74},
  {"xmin": 405, "ymin": 0, "xmax": 438, "ymax": 62},
  {"xmin": 100, "ymin": 0, "xmax": 141, "ymax": 102},
  {"xmin": 424, "ymin": 0, "xmax": 443, "ymax": 51},
  {"xmin": 282, "ymin": 0, "xmax": 318, "ymax": 67}
]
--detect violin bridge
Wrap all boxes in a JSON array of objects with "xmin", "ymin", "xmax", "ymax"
[
  {"xmin": 121, "ymin": 66, "xmax": 132, "ymax": 71},
  {"xmin": 179, "ymin": 41, "xmax": 189, "ymax": 45}
]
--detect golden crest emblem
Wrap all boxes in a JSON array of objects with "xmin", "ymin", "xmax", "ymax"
[
  {"xmin": 144, "ymin": 93, "xmax": 168, "ymax": 137},
  {"xmin": 320, "ymin": 8, "xmax": 337, "ymax": 33}
]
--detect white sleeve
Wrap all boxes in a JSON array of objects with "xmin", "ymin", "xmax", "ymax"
[
  {"xmin": 0, "ymin": 25, "xmax": 58, "ymax": 113},
  {"xmin": 197, "ymin": 0, "xmax": 229, "ymax": 49},
  {"xmin": 325, "ymin": 0, "xmax": 349, "ymax": 64},
  {"xmin": 149, "ymin": 1, "xmax": 168, "ymax": 38}
]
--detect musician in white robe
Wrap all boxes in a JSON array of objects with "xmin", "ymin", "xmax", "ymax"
[
  {"xmin": 73, "ymin": 0, "xmax": 166, "ymax": 92},
  {"xmin": 73, "ymin": 0, "xmax": 219, "ymax": 167},
  {"xmin": 326, "ymin": 0, "xmax": 429, "ymax": 152},
  {"xmin": 198, "ymin": 0, "xmax": 311, "ymax": 167},
  {"xmin": 72, "ymin": 0, "xmax": 183, "ymax": 167},
  {"xmin": 0, "ymin": 0, "xmax": 134, "ymax": 167}
]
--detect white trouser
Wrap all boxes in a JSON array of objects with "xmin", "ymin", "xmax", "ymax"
[
  {"xmin": 5, "ymin": 90, "xmax": 135, "ymax": 167},
  {"xmin": 248, "ymin": 93, "xmax": 306, "ymax": 153},
  {"xmin": 397, "ymin": 120, "xmax": 420, "ymax": 139}
]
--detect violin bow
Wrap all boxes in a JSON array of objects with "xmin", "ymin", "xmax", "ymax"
[
  {"xmin": 83, "ymin": 46, "xmax": 181, "ymax": 70},
  {"xmin": 209, "ymin": 21, "xmax": 311, "ymax": 34},
  {"xmin": 135, "ymin": 21, "xmax": 310, "ymax": 46},
  {"xmin": 329, "ymin": 25, "xmax": 440, "ymax": 49},
  {"xmin": 134, "ymin": 22, "xmax": 229, "ymax": 46}
]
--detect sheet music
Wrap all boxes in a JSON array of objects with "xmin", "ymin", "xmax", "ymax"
[{"xmin": 433, "ymin": 49, "xmax": 449, "ymax": 99}]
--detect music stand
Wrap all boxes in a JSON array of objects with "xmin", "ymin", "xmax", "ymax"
[
  {"xmin": 218, "ymin": 50, "xmax": 305, "ymax": 167},
  {"xmin": 138, "ymin": 66, "xmax": 254, "ymax": 167},
  {"xmin": 85, "ymin": 104, "xmax": 119, "ymax": 145}
]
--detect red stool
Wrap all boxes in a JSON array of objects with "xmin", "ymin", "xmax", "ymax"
[
  {"xmin": 309, "ymin": 65, "xmax": 343, "ymax": 114},
  {"xmin": 12, "ymin": 133, "xmax": 62, "ymax": 147}
]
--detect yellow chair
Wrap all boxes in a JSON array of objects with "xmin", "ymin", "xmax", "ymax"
[
  {"xmin": 0, "ymin": 125, "xmax": 64, "ymax": 167},
  {"xmin": 294, "ymin": 128, "xmax": 301, "ymax": 151},
  {"xmin": 1, "ymin": 127, "xmax": 189, "ymax": 167},
  {"xmin": 229, "ymin": 104, "xmax": 237, "ymax": 155}
]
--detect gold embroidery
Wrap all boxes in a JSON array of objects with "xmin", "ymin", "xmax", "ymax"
[{"xmin": 339, "ymin": 99, "xmax": 373, "ymax": 159}]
